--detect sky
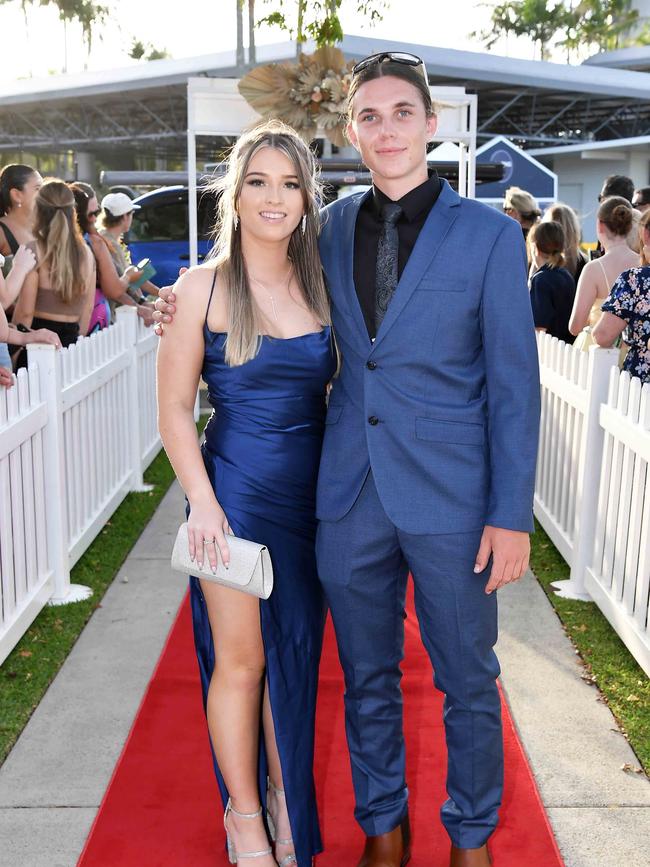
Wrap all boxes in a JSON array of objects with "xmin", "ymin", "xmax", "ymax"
[{"xmin": 0, "ymin": 0, "xmax": 550, "ymax": 86}]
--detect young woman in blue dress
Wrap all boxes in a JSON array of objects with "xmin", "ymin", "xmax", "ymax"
[{"xmin": 157, "ymin": 121, "xmax": 336, "ymax": 867}]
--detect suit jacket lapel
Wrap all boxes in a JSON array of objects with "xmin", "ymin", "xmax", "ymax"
[
  {"xmin": 372, "ymin": 180, "xmax": 462, "ymax": 350},
  {"xmin": 334, "ymin": 190, "xmax": 373, "ymax": 347}
]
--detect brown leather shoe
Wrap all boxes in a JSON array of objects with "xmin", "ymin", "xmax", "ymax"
[
  {"xmin": 450, "ymin": 843, "xmax": 492, "ymax": 867},
  {"xmin": 356, "ymin": 815, "xmax": 411, "ymax": 867}
]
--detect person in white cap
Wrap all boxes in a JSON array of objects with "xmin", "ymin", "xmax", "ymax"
[{"xmin": 99, "ymin": 192, "xmax": 159, "ymax": 301}]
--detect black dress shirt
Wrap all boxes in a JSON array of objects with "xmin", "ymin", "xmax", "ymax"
[{"xmin": 353, "ymin": 173, "xmax": 442, "ymax": 339}]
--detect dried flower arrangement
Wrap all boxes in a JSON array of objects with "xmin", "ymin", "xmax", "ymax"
[{"xmin": 238, "ymin": 46, "xmax": 354, "ymax": 147}]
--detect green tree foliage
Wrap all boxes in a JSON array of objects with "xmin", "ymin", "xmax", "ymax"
[
  {"xmin": 258, "ymin": 0, "xmax": 388, "ymax": 57},
  {"xmin": 636, "ymin": 22, "xmax": 650, "ymax": 46},
  {"xmin": 1, "ymin": 0, "xmax": 108, "ymax": 48},
  {"xmin": 128, "ymin": 39, "xmax": 170, "ymax": 62},
  {"xmin": 473, "ymin": 0, "xmax": 642, "ymax": 60},
  {"xmin": 473, "ymin": 0, "xmax": 566, "ymax": 60},
  {"xmin": 560, "ymin": 0, "xmax": 640, "ymax": 54}
]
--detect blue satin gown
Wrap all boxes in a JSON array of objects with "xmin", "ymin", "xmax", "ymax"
[{"xmin": 189, "ymin": 274, "xmax": 336, "ymax": 866}]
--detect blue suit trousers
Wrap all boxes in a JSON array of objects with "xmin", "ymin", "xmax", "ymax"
[{"xmin": 316, "ymin": 473, "xmax": 503, "ymax": 849}]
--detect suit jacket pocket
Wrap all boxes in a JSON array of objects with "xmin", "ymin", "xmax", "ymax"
[
  {"xmin": 417, "ymin": 276, "xmax": 468, "ymax": 292},
  {"xmin": 415, "ymin": 417, "xmax": 485, "ymax": 446}
]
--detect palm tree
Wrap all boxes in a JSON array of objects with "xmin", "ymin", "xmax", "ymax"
[
  {"xmin": 3, "ymin": 0, "xmax": 107, "ymax": 50},
  {"xmin": 236, "ymin": 0, "xmax": 245, "ymax": 69},
  {"xmin": 248, "ymin": 0, "xmax": 256, "ymax": 64}
]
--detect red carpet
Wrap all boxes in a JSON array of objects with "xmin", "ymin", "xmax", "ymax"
[{"xmin": 78, "ymin": 586, "xmax": 564, "ymax": 866}]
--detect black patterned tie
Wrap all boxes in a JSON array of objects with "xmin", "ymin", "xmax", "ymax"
[{"xmin": 375, "ymin": 201, "xmax": 403, "ymax": 330}]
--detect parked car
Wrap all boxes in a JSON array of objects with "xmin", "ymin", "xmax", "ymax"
[{"xmin": 126, "ymin": 186, "xmax": 216, "ymax": 288}]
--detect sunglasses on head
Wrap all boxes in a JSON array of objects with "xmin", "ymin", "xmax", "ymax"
[{"xmin": 352, "ymin": 52, "xmax": 424, "ymax": 76}]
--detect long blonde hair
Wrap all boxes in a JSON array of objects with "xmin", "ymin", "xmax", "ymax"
[
  {"xmin": 640, "ymin": 209, "xmax": 650, "ymax": 267},
  {"xmin": 207, "ymin": 120, "xmax": 331, "ymax": 367},
  {"xmin": 544, "ymin": 202, "xmax": 582, "ymax": 276},
  {"xmin": 33, "ymin": 179, "xmax": 87, "ymax": 302}
]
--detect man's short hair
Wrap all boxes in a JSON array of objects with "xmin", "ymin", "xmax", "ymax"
[
  {"xmin": 346, "ymin": 56, "xmax": 435, "ymax": 121},
  {"xmin": 601, "ymin": 175, "xmax": 635, "ymax": 203},
  {"xmin": 633, "ymin": 186, "xmax": 650, "ymax": 207}
]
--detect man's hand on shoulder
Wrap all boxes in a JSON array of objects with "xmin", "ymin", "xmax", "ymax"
[
  {"xmin": 152, "ymin": 267, "xmax": 185, "ymax": 335},
  {"xmin": 474, "ymin": 526, "xmax": 530, "ymax": 594}
]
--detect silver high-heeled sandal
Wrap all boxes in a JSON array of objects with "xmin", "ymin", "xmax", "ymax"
[
  {"xmin": 266, "ymin": 779, "xmax": 297, "ymax": 867},
  {"xmin": 223, "ymin": 798, "xmax": 273, "ymax": 864}
]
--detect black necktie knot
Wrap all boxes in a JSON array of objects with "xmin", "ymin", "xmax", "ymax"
[{"xmin": 380, "ymin": 202, "xmax": 403, "ymax": 225}]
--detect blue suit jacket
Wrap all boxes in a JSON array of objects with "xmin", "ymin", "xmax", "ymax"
[{"xmin": 316, "ymin": 180, "xmax": 541, "ymax": 535}]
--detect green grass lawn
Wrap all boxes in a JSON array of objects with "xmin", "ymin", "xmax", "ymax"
[
  {"xmin": 0, "ymin": 418, "xmax": 206, "ymax": 767},
  {"xmin": 530, "ymin": 519, "xmax": 650, "ymax": 773}
]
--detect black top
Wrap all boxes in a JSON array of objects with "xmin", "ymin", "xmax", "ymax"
[
  {"xmin": 573, "ymin": 251, "xmax": 589, "ymax": 285},
  {"xmin": 353, "ymin": 173, "xmax": 441, "ymax": 339},
  {"xmin": 0, "ymin": 221, "xmax": 19, "ymax": 255},
  {"xmin": 529, "ymin": 264, "xmax": 576, "ymax": 345}
]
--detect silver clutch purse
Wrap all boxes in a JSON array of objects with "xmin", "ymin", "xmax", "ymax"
[{"xmin": 171, "ymin": 522, "xmax": 274, "ymax": 599}]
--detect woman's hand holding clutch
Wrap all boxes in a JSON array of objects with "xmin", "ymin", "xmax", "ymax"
[{"xmin": 188, "ymin": 495, "xmax": 233, "ymax": 573}]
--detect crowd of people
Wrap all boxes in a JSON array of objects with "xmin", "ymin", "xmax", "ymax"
[
  {"xmin": 507, "ymin": 174, "xmax": 650, "ymax": 383},
  {"xmin": 2, "ymin": 158, "xmax": 650, "ymax": 390},
  {"xmin": 0, "ymin": 164, "xmax": 157, "ymax": 386}
]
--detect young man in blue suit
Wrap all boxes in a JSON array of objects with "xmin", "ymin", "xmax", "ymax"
[
  {"xmin": 314, "ymin": 54, "xmax": 539, "ymax": 867},
  {"xmin": 154, "ymin": 51, "xmax": 540, "ymax": 867}
]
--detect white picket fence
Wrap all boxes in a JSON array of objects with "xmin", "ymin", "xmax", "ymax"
[
  {"xmin": 0, "ymin": 363, "xmax": 50, "ymax": 668},
  {"xmin": 0, "ymin": 307, "xmax": 161, "ymax": 665},
  {"xmin": 4, "ymin": 319, "xmax": 648, "ymax": 675},
  {"xmin": 535, "ymin": 332, "xmax": 650, "ymax": 677}
]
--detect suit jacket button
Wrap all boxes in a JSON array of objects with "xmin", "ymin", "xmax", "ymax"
[
  {"xmin": 366, "ymin": 361, "xmax": 377, "ymax": 370},
  {"xmin": 368, "ymin": 415, "xmax": 379, "ymax": 426}
]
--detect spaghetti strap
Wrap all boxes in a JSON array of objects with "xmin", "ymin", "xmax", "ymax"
[
  {"xmin": 204, "ymin": 269, "xmax": 218, "ymax": 328},
  {"xmin": 596, "ymin": 257, "xmax": 610, "ymax": 293}
]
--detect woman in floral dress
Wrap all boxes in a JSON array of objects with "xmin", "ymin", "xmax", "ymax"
[{"xmin": 594, "ymin": 209, "xmax": 650, "ymax": 383}]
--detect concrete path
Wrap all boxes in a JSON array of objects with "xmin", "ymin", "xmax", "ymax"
[
  {"xmin": 497, "ymin": 573, "xmax": 650, "ymax": 866},
  {"xmin": 0, "ymin": 482, "xmax": 648, "ymax": 866}
]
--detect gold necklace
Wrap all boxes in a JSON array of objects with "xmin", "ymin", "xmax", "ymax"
[{"xmin": 249, "ymin": 268, "xmax": 293, "ymax": 322}]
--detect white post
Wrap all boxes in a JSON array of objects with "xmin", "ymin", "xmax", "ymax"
[
  {"xmin": 117, "ymin": 307, "xmax": 154, "ymax": 493},
  {"xmin": 467, "ymin": 95, "xmax": 477, "ymax": 199},
  {"xmin": 458, "ymin": 142, "xmax": 467, "ymax": 200},
  {"xmin": 187, "ymin": 128, "xmax": 198, "ymax": 269},
  {"xmin": 552, "ymin": 345, "xmax": 619, "ymax": 600},
  {"xmin": 27, "ymin": 344, "xmax": 92, "ymax": 605}
]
